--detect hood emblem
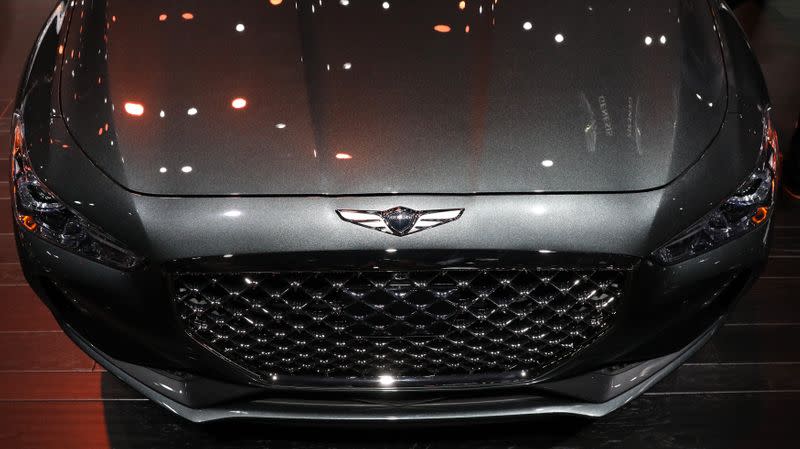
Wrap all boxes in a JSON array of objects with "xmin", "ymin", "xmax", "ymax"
[{"xmin": 336, "ymin": 207, "xmax": 464, "ymax": 236}]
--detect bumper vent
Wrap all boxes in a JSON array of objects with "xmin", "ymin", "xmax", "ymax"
[{"xmin": 173, "ymin": 268, "xmax": 626, "ymax": 386}]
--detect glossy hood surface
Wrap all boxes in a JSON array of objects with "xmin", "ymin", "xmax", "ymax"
[{"xmin": 59, "ymin": 0, "xmax": 727, "ymax": 196}]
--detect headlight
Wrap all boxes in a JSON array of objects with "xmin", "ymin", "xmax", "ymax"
[
  {"xmin": 11, "ymin": 114, "xmax": 142, "ymax": 270},
  {"xmin": 653, "ymin": 111, "xmax": 778, "ymax": 265}
]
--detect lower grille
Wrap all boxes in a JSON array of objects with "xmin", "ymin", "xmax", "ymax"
[{"xmin": 173, "ymin": 268, "xmax": 626, "ymax": 385}]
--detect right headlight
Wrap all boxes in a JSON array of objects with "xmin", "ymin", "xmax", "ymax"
[
  {"xmin": 11, "ymin": 113, "xmax": 142, "ymax": 270},
  {"xmin": 653, "ymin": 111, "xmax": 778, "ymax": 265}
]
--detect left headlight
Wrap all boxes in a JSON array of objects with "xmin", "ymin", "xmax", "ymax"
[
  {"xmin": 11, "ymin": 114, "xmax": 142, "ymax": 270},
  {"xmin": 653, "ymin": 111, "xmax": 778, "ymax": 265}
]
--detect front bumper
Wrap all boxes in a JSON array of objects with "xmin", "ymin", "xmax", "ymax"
[
  {"xmin": 16, "ymin": 212, "xmax": 770, "ymax": 421},
  {"xmin": 63, "ymin": 317, "xmax": 721, "ymax": 423}
]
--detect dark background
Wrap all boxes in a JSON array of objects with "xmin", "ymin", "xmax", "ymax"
[{"xmin": 0, "ymin": 1, "xmax": 799, "ymax": 448}]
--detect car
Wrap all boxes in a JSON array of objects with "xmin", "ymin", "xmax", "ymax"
[{"xmin": 11, "ymin": 0, "xmax": 777, "ymax": 423}]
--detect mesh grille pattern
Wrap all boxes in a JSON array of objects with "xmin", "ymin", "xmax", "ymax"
[{"xmin": 174, "ymin": 269, "xmax": 625, "ymax": 382}]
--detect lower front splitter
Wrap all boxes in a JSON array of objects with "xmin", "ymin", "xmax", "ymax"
[{"xmin": 61, "ymin": 318, "xmax": 722, "ymax": 423}]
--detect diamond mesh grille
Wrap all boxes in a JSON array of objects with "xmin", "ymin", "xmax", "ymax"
[{"xmin": 173, "ymin": 268, "xmax": 625, "ymax": 382}]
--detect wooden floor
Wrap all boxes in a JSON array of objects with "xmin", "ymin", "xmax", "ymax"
[{"xmin": 0, "ymin": 1, "xmax": 799, "ymax": 448}]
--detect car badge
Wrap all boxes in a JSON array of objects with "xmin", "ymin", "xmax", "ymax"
[{"xmin": 336, "ymin": 206, "xmax": 464, "ymax": 236}]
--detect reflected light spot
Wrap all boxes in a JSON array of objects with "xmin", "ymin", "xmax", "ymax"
[
  {"xmin": 181, "ymin": 12, "xmax": 194, "ymax": 20},
  {"xmin": 382, "ymin": 1, "xmax": 390, "ymax": 9},
  {"xmin": 465, "ymin": 25, "xmax": 470, "ymax": 33},
  {"xmin": 541, "ymin": 159, "xmax": 554, "ymax": 167},
  {"xmin": 523, "ymin": 21, "xmax": 533, "ymax": 31},
  {"xmin": 235, "ymin": 23, "xmax": 245, "ymax": 32},
  {"xmin": 434, "ymin": 24, "xmax": 451, "ymax": 33},
  {"xmin": 223, "ymin": 254, "xmax": 233, "ymax": 258},
  {"xmin": 159, "ymin": 110, "xmax": 165, "ymax": 118},
  {"xmin": 538, "ymin": 249, "xmax": 555, "ymax": 254},
  {"xmin": 187, "ymin": 107, "xmax": 198, "ymax": 116},
  {"xmin": 275, "ymin": 123, "xmax": 287, "ymax": 129},
  {"xmin": 181, "ymin": 166, "xmax": 193, "ymax": 173},
  {"xmin": 158, "ymin": 14, "xmax": 167, "ymax": 22},
  {"xmin": 223, "ymin": 210, "xmax": 242, "ymax": 218},
  {"xmin": 459, "ymin": 1, "xmax": 466, "ymax": 10},
  {"xmin": 124, "ymin": 102, "xmax": 144, "ymax": 116},
  {"xmin": 159, "ymin": 167, "xmax": 167, "ymax": 173},
  {"xmin": 20, "ymin": 215, "xmax": 37, "ymax": 231},
  {"xmin": 659, "ymin": 35, "xmax": 667, "ymax": 45},
  {"xmin": 644, "ymin": 36, "xmax": 653, "ymax": 46},
  {"xmin": 378, "ymin": 375, "xmax": 395, "ymax": 386},
  {"xmin": 554, "ymin": 33, "xmax": 565, "ymax": 43},
  {"xmin": 752, "ymin": 206, "xmax": 769, "ymax": 224},
  {"xmin": 343, "ymin": 62, "xmax": 352, "ymax": 70},
  {"xmin": 269, "ymin": 0, "xmax": 283, "ymax": 4},
  {"xmin": 340, "ymin": 0, "xmax": 350, "ymax": 5},
  {"xmin": 232, "ymin": 98, "xmax": 247, "ymax": 109},
  {"xmin": 385, "ymin": 248, "xmax": 397, "ymax": 254},
  {"xmin": 336, "ymin": 153, "xmax": 352, "ymax": 159}
]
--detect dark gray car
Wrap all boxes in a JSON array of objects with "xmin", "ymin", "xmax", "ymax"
[{"xmin": 10, "ymin": 0, "xmax": 777, "ymax": 422}]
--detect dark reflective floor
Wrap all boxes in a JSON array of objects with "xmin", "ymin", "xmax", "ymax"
[{"xmin": 1, "ymin": 1, "xmax": 799, "ymax": 448}]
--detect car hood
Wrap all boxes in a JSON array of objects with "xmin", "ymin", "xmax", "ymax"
[{"xmin": 59, "ymin": 0, "xmax": 726, "ymax": 196}]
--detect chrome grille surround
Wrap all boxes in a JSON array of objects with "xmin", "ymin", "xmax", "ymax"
[{"xmin": 173, "ymin": 268, "xmax": 627, "ymax": 387}]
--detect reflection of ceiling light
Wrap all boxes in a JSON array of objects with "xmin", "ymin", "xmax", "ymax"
[
  {"xmin": 181, "ymin": 12, "xmax": 194, "ymax": 20},
  {"xmin": 181, "ymin": 166, "xmax": 193, "ymax": 173},
  {"xmin": 232, "ymin": 98, "xmax": 247, "ymax": 109},
  {"xmin": 275, "ymin": 123, "xmax": 287, "ymax": 129},
  {"xmin": 159, "ymin": 110, "xmax": 165, "ymax": 118},
  {"xmin": 523, "ymin": 21, "xmax": 533, "ymax": 31},
  {"xmin": 159, "ymin": 167, "xmax": 167, "ymax": 173},
  {"xmin": 434, "ymin": 24, "xmax": 451, "ymax": 33},
  {"xmin": 336, "ymin": 153, "xmax": 352, "ymax": 159},
  {"xmin": 644, "ymin": 36, "xmax": 653, "ymax": 46},
  {"xmin": 659, "ymin": 35, "xmax": 667, "ymax": 45},
  {"xmin": 235, "ymin": 23, "xmax": 245, "ymax": 32},
  {"xmin": 158, "ymin": 14, "xmax": 167, "ymax": 22},
  {"xmin": 340, "ymin": 0, "xmax": 350, "ymax": 5},
  {"xmin": 382, "ymin": 1, "xmax": 390, "ymax": 9},
  {"xmin": 541, "ymin": 159, "xmax": 554, "ymax": 167},
  {"xmin": 223, "ymin": 210, "xmax": 242, "ymax": 217},
  {"xmin": 343, "ymin": 62, "xmax": 352, "ymax": 70},
  {"xmin": 385, "ymin": 248, "xmax": 397, "ymax": 254},
  {"xmin": 124, "ymin": 102, "xmax": 144, "ymax": 116},
  {"xmin": 554, "ymin": 33, "xmax": 564, "ymax": 43},
  {"xmin": 269, "ymin": 0, "xmax": 283, "ymax": 5},
  {"xmin": 378, "ymin": 375, "xmax": 395, "ymax": 386},
  {"xmin": 187, "ymin": 107, "xmax": 198, "ymax": 116},
  {"xmin": 459, "ymin": 1, "xmax": 466, "ymax": 10}
]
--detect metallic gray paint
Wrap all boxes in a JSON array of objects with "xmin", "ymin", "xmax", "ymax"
[
  {"xmin": 11, "ymin": 0, "xmax": 775, "ymax": 422},
  {"xmin": 59, "ymin": 0, "xmax": 727, "ymax": 196}
]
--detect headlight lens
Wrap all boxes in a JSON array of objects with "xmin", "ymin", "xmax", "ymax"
[
  {"xmin": 11, "ymin": 114, "xmax": 142, "ymax": 270},
  {"xmin": 653, "ymin": 112, "xmax": 778, "ymax": 265}
]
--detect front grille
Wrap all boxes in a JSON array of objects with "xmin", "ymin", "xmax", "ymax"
[{"xmin": 173, "ymin": 268, "xmax": 626, "ymax": 385}]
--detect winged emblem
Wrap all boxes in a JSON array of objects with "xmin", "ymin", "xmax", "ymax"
[{"xmin": 336, "ymin": 206, "xmax": 464, "ymax": 236}]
